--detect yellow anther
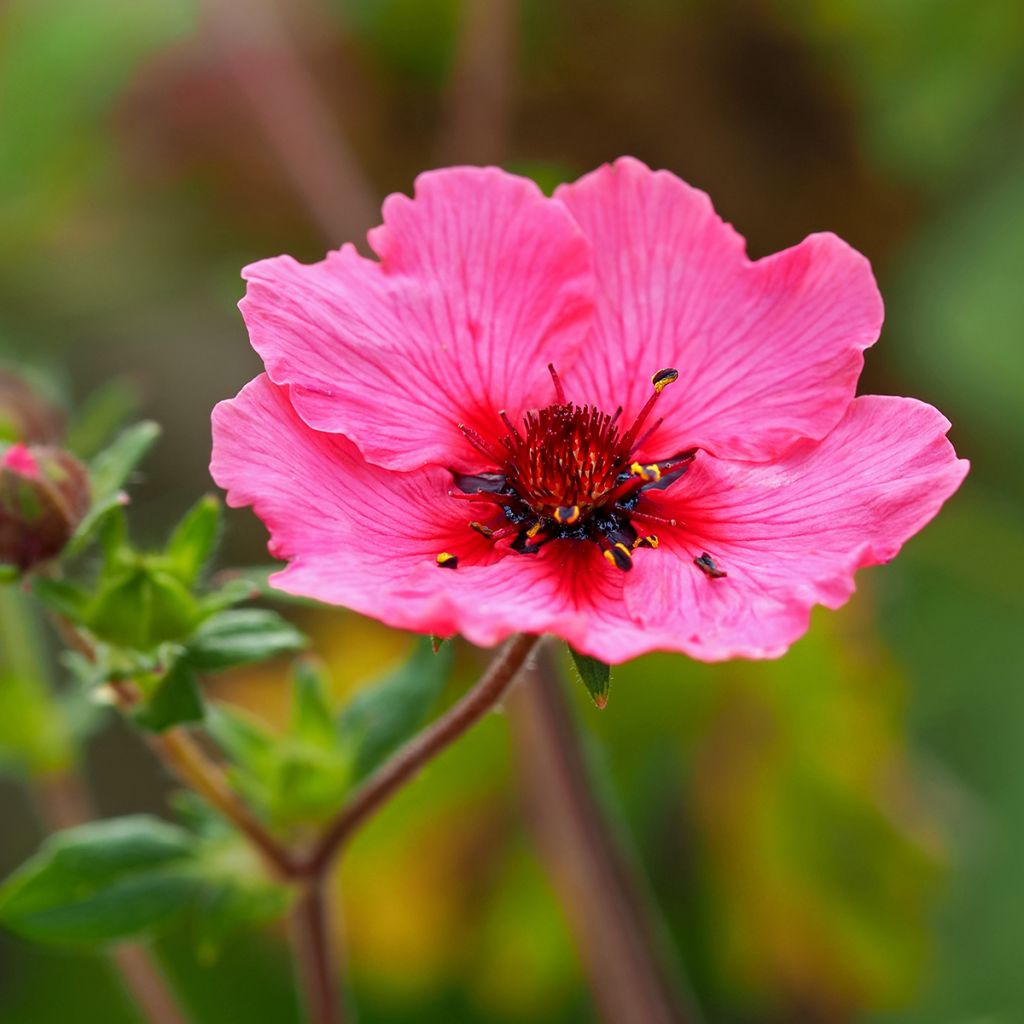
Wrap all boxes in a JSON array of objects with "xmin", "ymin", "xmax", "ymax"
[
  {"xmin": 526, "ymin": 520, "xmax": 544, "ymax": 539},
  {"xmin": 554, "ymin": 505, "xmax": 581, "ymax": 525},
  {"xmin": 630, "ymin": 461, "xmax": 661, "ymax": 482},
  {"xmin": 435, "ymin": 552, "xmax": 459, "ymax": 569},
  {"xmin": 652, "ymin": 367, "xmax": 679, "ymax": 393}
]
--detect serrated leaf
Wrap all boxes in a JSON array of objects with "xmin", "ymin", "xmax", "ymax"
[
  {"xmin": 165, "ymin": 495, "xmax": 221, "ymax": 586},
  {"xmin": 569, "ymin": 647, "xmax": 611, "ymax": 709},
  {"xmin": 0, "ymin": 816, "xmax": 199, "ymax": 945},
  {"xmin": 338, "ymin": 637, "xmax": 454, "ymax": 780},
  {"xmin": 291, "ymin": 658, "xmax": 335, "ymax": 748},
  {"xmin": 133, "ymin": 660, "xmax": 204, "ymax": 733},
  {"xmin": 185, "ymin": 609, "xmax": 306, "ymax": 672}
]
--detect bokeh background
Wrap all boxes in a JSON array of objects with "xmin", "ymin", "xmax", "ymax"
[{"xmin": 2, "ymin": 0, "xmax": 1022, "ymax": 1021}]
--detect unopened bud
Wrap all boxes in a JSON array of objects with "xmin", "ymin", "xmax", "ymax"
[
  {"xmin": 0, "ymin": 444, "xmax": 90, "ymax": 572},
  {"xmin": 0, "ymin": 371, "xmax": 66, "ymax": 445}
]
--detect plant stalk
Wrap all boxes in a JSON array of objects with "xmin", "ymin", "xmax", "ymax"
[
  {"xmin": 303, "ymin": 632, "xmax": 540, "ymax": 873},
  {"xmin": 290, "ymin": 878, "xmax": 344, "ymax": 1024}
]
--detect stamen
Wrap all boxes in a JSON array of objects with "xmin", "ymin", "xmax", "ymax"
[
  {"xmin": 547, "ymin": 363, "xmax": 566, "ymax": 404},
  {"xmin": 554, "ymin": 505, "xmax": 580, "ymax": 524},
  {"xmin": 633, "ymin": 535, "xmax": 659, "ymax": 549},
  {"xmin": 458, "ymin": 422, "xmax": 504, "ymax": 463},
  {"xmin": 469, "ymin": 521, "xmax": 493, "ymax": 538},
  {"xmin": 626, "ymin": 507, "xmax": 679, "ymax": 528},
  {"xmin": 694, "ymin": 552, "xmax": 727, "ymax": 578},
  {"xmin": 435, "ymin": 552, "xmax": 459, "ymax": 569},
  {"xmin": 498, "ymin": 409, "xmax": 522, "ymax": 441},
  {"xmin": 620, "ymin": 367, "xmax": 679, "ymax": 453}
]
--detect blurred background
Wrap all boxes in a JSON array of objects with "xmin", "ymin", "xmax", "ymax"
[{"xmin": 1, "ymin": 0, "xmax": 1022, "ymax": 1021}]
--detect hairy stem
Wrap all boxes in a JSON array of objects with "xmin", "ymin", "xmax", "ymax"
[
  {"xmin": 303, "ymin": 632, "xmax": 540, "ymax": 873},
  {"xmin": 508, "ymin": 645, "xmax": 699, "ymax": 1024},
  {"xmin": 290, "ymin": 879, "xmax": 344, "ymax": 1024}
]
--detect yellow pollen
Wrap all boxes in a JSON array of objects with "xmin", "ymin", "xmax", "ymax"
[
  {"xmin": 435, "ymin": 552, "xmax": 459, "ymax": 569},
  {"xmin": 554, "ymin": 505, "xmax": 581, "ymax": 524},
  {"xmin": 630, "ymin": 461, "xmax": 661, "ymax": 482}
]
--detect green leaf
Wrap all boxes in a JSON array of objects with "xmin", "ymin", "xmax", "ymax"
[
  {"xmin": 165, "ymin": 495, "xmax": 221, "ymax": 586},
  {"xmin": 133, "ymin": 660, "xmax": 204, "ymax": 733},
  {"xmin": 569, "ymin": 647, "xmax": 611, "ymax": 709},
  {"xmin": 338, "ymin": 637, "xmax": 454, "ymax": 780},
  {"xmin": 185, "ymin": 609, "xmax": 306, "ymax": 672},
  {"xmin": 290, "ymin": 658, "xmax": 335, "ymax": 748},
  {"xmin": 0, "ymin": 816, "xmax": 199, "ymax": 945},
  {"xmin": 68, "ymin": 421, "xmax": 161, "ymax": 554},
  {"xmin": 65, "ymin": 376, "xmax": 142, "ymax": 459}
]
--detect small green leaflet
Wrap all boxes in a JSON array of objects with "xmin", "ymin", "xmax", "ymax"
[
  {"xmin": 185, "ymin": 609, "xmax": 307, "ymax": 671},
  {"xmin": 569, "ymin": 647, "xmax": 611, "ymax": 708}
]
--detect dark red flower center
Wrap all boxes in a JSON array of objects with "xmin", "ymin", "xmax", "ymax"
[{"xmin": 444, "ymin": 366, "xmax": 693, "ymax": 572}]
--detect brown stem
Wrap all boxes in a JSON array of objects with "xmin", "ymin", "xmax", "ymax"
[
  {"xmin": 438, "ymin": 0, "xmax": 520, "ymax": 164},
  {"xmin": 508, "ymin": 645, "xmax": 699, "ymax": 1024},
  {"xmin": 303, "ymin": 633, "xmax": 540, "ymax": 874},
  {"xmin": 290, "ymin": 879, "xmax": 344, "ymax": 1024},
  {"xmin": 107, "ymin": 680, "xmax": 301, "ymax": 879},
  {"xmin": 203, "ymin": 0, "xmax": 377, "ymax": 246}
]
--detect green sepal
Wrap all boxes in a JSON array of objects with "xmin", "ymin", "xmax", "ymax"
[
  {"xmin": 184, "ymin": 609, "xmax": 307, "ymax": 672},
  {"xmin": 569, "ymin": 647, "xmax": 611, "ymax": 709},
  {"xmin": 67, "ymin": 421, "xmax": 160, "ymax": 555},
  {"xmin": 0, "ymin": 816, "xmax": 200, "ymax": 945},
  {"xmin": 338, "ymin": 637, "xmax": 454, "ymax": 781}
]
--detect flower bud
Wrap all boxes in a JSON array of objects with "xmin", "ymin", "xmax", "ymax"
[
  {"xmin": 0, "ymin": 444, "xmax": 91, "ymax": 572},
  {"xmin": 0, "ymin": 371, "xmax": 66, "ymax": 444},
  {"xmin": 87, "ymin": 560, "xmax": 201, "ymax": 651}
]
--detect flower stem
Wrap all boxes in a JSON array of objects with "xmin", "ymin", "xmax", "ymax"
[
  {"xmin": 303, "ymin": 632, "xmax": 540, "ymax": 874},
  {"xmin": 290, "ymin": 879, "xmax": 344, "ymax": 1024},
  {"xmin": 508, "ymin": 645, "xmax": 700, "ymax": 1024}
]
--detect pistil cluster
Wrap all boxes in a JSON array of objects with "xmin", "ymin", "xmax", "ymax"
[{"xmin": 442, "ymin": 367, "xmax": 692, "ymax": 572}]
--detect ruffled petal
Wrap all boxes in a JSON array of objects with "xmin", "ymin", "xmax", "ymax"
[
  {"xmin": 554, "ymin": 157, "xmax": 883, "ymax": 461},
  {"xmin": 240, "ymin": 167, "xmax": 593, "ymax": 472},
  {"xmin": 623, "ymin": 395, "xmax": 969, "ymax": 660}
]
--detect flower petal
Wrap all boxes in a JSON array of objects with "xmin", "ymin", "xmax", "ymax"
[
  {"xmin": 554, "ymin": 157, "xmax": 884, "ymax": 461},
  {"xmin": 240, "ymin": 167, "xmax": 593, "ymax": 472},
  {"xmin": 623, "ymin": 395, "xmax": 969, "ymax": 660}
]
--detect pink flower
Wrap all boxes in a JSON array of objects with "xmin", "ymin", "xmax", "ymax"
[{"xmin": 211, "ymin": 158, "xmax": 967, "ymax": 664}]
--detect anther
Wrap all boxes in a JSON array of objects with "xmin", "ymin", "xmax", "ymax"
[
  {"xmin": 694, "ymin": 552, "xmax": 726, "ymax": 578},
  {"xmin": 630, "ymin": 461, "xmax": 661, "ymax": 482},
  {"xmin": 633, "ymin": 535, "xmax": 659, "ymax": 549},
  {"xmin": 554, "ymin": 505, "xmax": 580, "ymax": 525},
  {"xmin": 435, "ymin": 552, "xmax": 459, "ymax": 569},
  {"xmin": 603, "ymin": 542, "xmax": 634, "ymax": 572},
  {"xmin": 652, "ymin": 367, "xmax": 679, "ymax": 393},
  {"xmin": 469, "ymin": 521, "xmax": 493, "ymax": 538},
  {"xmin": 526, "ymin": 520, "xmax": 544, "ymax": 539}
]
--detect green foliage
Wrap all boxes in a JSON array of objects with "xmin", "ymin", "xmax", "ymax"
[
  {"xmin": 338, "ymin": 637, "xmax": 454, "ymax": 780},
  {"xmin": 64, "ymin": 376, "xmax": 143, "ymax": 460},
  {"xmin": 0, "ymin": 812, "xmax": 292, "ymax": 954},
  {"xmin": 132, "ymin": 659, "xmax": 204, "ymax": 733},
  {"xmin": 206, "ymin": 641, "xmax": 456, "ymax": 827},
  {"xmin": 0, "ymin": 816, "xmax": 199, "ymax": 944},
  {"xmin": 185, "ymin": 609, "xmax": 307, "ymax": 672},
  {"xmin": 165, "ymin": 495, "xmax": 222, "ymax": 587},
  {"xmin": 568, "ymin": 647, "xmax": 611, "ymax": 709}
]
